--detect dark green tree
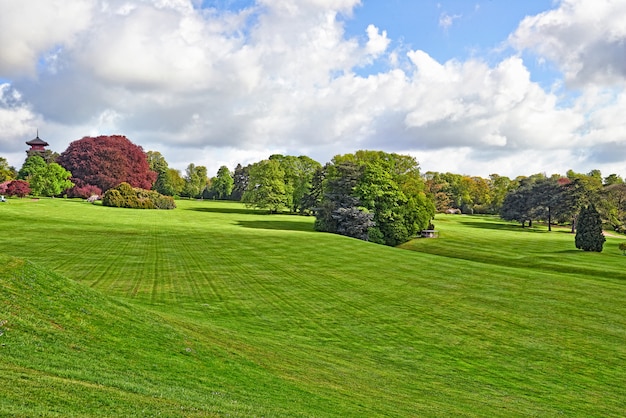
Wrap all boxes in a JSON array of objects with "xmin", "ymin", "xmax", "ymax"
[
  {"xmin": 314, "ymin": 161, "xmax": 363, "ymax": 234},
  {"xmin": 575, "ymin": 205, "xmax": 605, "ymax": 252},
  {"xmin": 231, "ymin": 163, "xmax": 249, "ymax": 201},
  {"xmin": 301, "ymin": 165, "xmax": 326, "ymax": 214}
]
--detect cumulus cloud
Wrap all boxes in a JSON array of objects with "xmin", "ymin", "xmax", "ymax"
[
  {"xmin": 510, "ymin": 0, "xmax": 626, "ymax": 88},
  {"xmin": 0, "ymin": 85, "xmax": 40, "ymax": 150},
  {"xmin": 0, "ymin": 0, "xmax": 625, "ymax": 179},
  {"xmin": 0, "ymin": 0, "xmax": 95, "ymax": 77}
]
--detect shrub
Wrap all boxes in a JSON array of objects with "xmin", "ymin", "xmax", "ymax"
[
  {"xmin": 102, "ymin": 182, "xmax": 176, "ymax": 210},
  {"xmin": 0, "ymin": 181, "xmax": 9, "ymax": 194},
  {"xmin": 619, "ymin": 242, "xmax": 626, "ymax": 255},
  {"xmin": 6, "ymin": 180, "xmax": 31, "ymax": 198},
  {"xmin": 102, "ymin": 189, "xmax": 124, "ymax": 207}
]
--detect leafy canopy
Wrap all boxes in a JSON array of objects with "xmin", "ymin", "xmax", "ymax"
[{"xmin": 58, "ymin": 135, "xmax": 156, "ymax": 194}]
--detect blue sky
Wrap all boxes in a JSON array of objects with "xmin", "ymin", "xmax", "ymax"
[
  {"xmin": 344, "ymin": 1, "xmax": 562, "ymax": 84},
  {"xmin": 1, "ymin": 0, "xmax": 625, "ymax": 178}
]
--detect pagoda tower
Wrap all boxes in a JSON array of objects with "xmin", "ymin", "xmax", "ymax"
[{"xmin": 26, "ymin": 131, "xmax": 49, "ymax": 152}]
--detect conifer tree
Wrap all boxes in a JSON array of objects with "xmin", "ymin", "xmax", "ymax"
[{"xmin": 575, "ymin": 204, "xmax": 605, "ymax": 252}]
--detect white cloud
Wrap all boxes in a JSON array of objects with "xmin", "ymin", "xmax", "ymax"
[
  {"xmin": 0, "ymin": 0, "xmax": 95, "ymax": 77},
  {"xmin": 439, "ymin": 12, "xmax": 461, "ymax": 31},
  {"xmin": 365, "ymin": 24, "xmax": 390, "ymax": 57},
  {"xmin": 1, "ymin": 0, "xmax": 626, "ymax": 180},
  {"xmin": 510, "ymin": 0, "xmax": 626, "ymax": 88},
  {"xmin": 0, "ymin": 84, "xmax": 40, "ymax": 151}
]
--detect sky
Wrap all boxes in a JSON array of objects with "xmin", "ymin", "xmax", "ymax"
[{"xmin": 1, "ymin": 0, "xmax": 625, "ymax": 179}]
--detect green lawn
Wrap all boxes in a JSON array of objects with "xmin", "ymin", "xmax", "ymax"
[{"xmin": 1, "ymin": 198, "xmax": 625, "ymax": 417}]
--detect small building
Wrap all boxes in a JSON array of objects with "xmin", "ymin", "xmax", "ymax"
[{"xmin": 26, "ymin": 132, "xmax": 49, "ymax": 152}]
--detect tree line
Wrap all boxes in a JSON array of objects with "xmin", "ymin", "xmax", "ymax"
[{"xmin": 1, "ymin": 135, "xmax": 625, "ymax": 247}]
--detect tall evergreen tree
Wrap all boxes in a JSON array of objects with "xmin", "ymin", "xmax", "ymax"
[
  {"xmin": 231, "ymin": 163, "xmax": 249, "ymax": 201},
  {"xmin": 575, "ymin": 205, "xmax": 605, "ymax": 252}
]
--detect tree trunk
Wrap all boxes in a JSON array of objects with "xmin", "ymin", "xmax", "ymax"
[{"xmin": 548, "ymin": 206, "xmax": 552, "ymax": 231}]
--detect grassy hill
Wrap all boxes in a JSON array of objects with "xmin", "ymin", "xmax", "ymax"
[{"xmin": 1, "ymin": 198, "xmax": 625, "ymax": 416}]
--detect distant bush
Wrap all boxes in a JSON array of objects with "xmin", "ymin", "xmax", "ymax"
[{"xmin": 102, "ymin": 182, "xmax": 176, "ymax": 210}]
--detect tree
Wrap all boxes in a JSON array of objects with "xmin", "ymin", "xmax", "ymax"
[
  {"xmin": 601, "ymin": 183, "xmax": 626, "ymax": 233},
  {"xmin": 604, "ymin": 173, "xmax": 624, "ymax": 186},
  {"xmin": 6, "ymin": 180, "xmax": 31, "ymax": 197},
  {"xmin": 500, "ymin": 185, "xmax": 534, "ymax": 227},
  {"xmin": 211, "ymin": 166, "xmax": 234, "ymax": 199},
  {"xmin": 162, "ymin": 168, "xmax": 185, "ymax": 197},
  {"xmin": 315, "ymin": 151, "xmax": 435, "ymax": 245},
  {"xmin": 39, "ymin": 163, "xmax": 74, "ymax": 196},
  {"xmin": 182, "ymin": 164, "xmax": 208, "ymax": 198},
  {"xmin": 575, "ymin": 205, "xmax": 605, "ymax": 252},
  {"xmin": 353, "ymin": 152, "xmax": 434, "ymax": 245},
  {"xmin": 231, "ymin": 163, "xmax": 249, "ymax": 201},
  {"xmin": 562, "ymin": 170, "xmax": 603, "ymax": 232},
  {"xmin": 500, "ymin": 174, "xmax": 550, "ymax": 227},
  {"xmin": 18, "ymin": 155, "xmax": 73, "ymax": 197},
  {"xmin": 314, "ymin": 161, "xmax": 363, "ymax": 234},
  {"xmin": 488, "ymin": 174, "xmax": 513, "ymax": 214},
  {"xmin": 528, "ymin": 177, "xmax": 565, "ymax": 231},
  {"xmin": 423, "ymin": 172, "xmax": 452, "ymax": 212},
  {"xmin": 269, "ymin": 154, "xmax": 322, "ymax": 213},
  {"xmin": 57, "ymin": 135, "xmax": 157, "ymax": 195},
  {"xmin": 0, "ymin": 157, "xmax": 17, "ymax": 182},
  {"xmin": 147, "ymin": 151, "xmax": 171, "ymax": 195},
  {"xmin": 331, "ymin": 206, "xmax": 375, "ymax": 240},
  {"xmin": 301, "ymin": 165, "xmax": 326, "ymax": 213},
  {"xmin": 18, "ymin": 155, "xmax": 47, "ymax": 181},
  {"xmin": 242, "ymin": 159, "xmax": 287, "ymax": 213},
  {"xmin": 26, "ymin": 149, "xmax": 59, "ymax": 164}
]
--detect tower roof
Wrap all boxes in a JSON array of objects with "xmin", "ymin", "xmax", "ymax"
[{"xmin": 26, "ymin": 134, "xmax": 49, "ymax": 147}]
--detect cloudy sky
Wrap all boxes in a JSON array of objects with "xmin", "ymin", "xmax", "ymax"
[{"xmin": 1, "ymin": 0, "xmax": 625, "ymax": 178}]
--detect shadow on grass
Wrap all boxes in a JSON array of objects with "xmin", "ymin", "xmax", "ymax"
[
  {"xmin": 555, "ymin": 249, "xmax": 584, "ymax": 254},
  {"xmin": 459, "ymin": 221, "xmax": 548, "ymax": 233},
  {"xmin": 236, "ymin": 220, "xmax": 314, "ymax": 232},
  {"xmin": 460, "ymin": 220, "xmax": 573, "ymax": 234},
  {"xmin": 186, "ymin": 207, "xmax": 265, "ymax": 215}
]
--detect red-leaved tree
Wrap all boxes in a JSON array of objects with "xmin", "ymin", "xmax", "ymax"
[
  {"xmin": 58, "ymin": 135, "xmax": 157, "ymax": 194},
  {"xmin": 6, "ymin": 180, "xmax": 31, "ymax": 197}
]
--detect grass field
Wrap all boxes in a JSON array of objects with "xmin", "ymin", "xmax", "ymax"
[{"xmin": 1, "ymin": 198, "xmax": 625, "ymax": 417}]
